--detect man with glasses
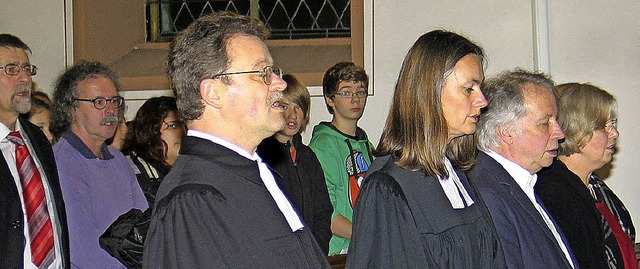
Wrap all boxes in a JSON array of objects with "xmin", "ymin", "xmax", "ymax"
[
  {"xmin": 143, "ymin": 12, "xmax": 329, "ymax": 268},
  {"xmin": 0, "ymin": 33, "xmax": 71, "ymax": 268},
  {"xmin": 309, "ymin": 61, "xmax": 374, "ymax": 255},
  {"xmin": 51, "ymin": 61, "xmax": 147, "ymax": 268}
]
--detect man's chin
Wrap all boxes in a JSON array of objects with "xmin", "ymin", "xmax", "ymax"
[
  {"xmin": 273, "ymin": 123, "xmax": 286, "ymax": 133},
  {"xmin": 12, "ymin": 103, "xmax": 31, "ymax": 114}
]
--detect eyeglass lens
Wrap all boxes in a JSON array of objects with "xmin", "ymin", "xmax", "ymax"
[{"xmin": 262, "ymin": 66, "xmax": 283, "ymax": 85}]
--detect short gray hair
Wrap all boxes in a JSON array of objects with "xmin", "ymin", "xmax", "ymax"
[{"xmin": 476, "ymin": 69, "xmax": 555, "ymax": 152}]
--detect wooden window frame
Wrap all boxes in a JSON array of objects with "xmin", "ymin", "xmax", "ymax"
[{"xmin": 72, "ymin": 0, "xmax": 364, "ymax": 91}]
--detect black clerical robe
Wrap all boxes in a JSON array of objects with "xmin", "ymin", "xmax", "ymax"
[
  {"xmin": 142, "ymin": 136, "xmax": 329, "ymax": 268},
  {"xmin": 347, "ymin": 155, "xmax": 506, "ymax": 268}
]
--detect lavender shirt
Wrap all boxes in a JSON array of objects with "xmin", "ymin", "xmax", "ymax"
[{"xmin": 54, "ymin": 131, "xmax": 148, "ymax": 268}]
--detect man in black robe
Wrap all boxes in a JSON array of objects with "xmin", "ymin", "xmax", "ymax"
[{"xmin": 142, "ymin": 11, "xmax": 330, "ymax": 268}]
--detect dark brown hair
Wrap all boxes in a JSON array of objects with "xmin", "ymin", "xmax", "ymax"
[
  {"xmin": 168, "ymin": 11, "xmax": 269, "ymax": 122},
  {"xmin": 322, "ymin": 62, "xmax": 368, "ymax": 114},
  {"xmin": 123, "ymin": 96, "xmax": 181, "ymax": 167}
]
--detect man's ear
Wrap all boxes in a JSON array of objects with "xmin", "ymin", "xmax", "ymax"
[
  {"xmin": 324, "ymin": 95, "xmax": 335, "ymax": 108},
  {"xmin": 200, "ymin": 79, "xmax": 222, "ymax": 109},
  {"xmin": 496, "ymin": 124, "xmax": 515, "ymax": 145}
]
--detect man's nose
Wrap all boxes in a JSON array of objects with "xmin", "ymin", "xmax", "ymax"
[
  {"xmin": 104, "ymin": 101, "xmax": 118, "ymax": 114},
  {"xmin": 270, "ymin": 74, "xmax": 287, "ymax": 92},
  {"xmin": 17, "ymin": 68, "xmax": 32, "ymax": 84}
]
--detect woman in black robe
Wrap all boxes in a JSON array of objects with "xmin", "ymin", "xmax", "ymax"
[{"xmin": 347, "ymin": 30, "xmax": 506, "ymax": 268}]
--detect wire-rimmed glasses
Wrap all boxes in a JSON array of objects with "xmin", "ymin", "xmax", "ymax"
[
  {"xmin": 0, "ymin": 63, "xmax": 37, "ymax": 76},
  {"xmin": 333, "ymin": 90, "xmax": 368, "ymax": 99},
  {"xmin": 211, "ymin": 65, "xmax": 283, "ymax": 85},
  {"xmin": 603, "ymin": 119, "xmax": 618, "ymax": 134}
]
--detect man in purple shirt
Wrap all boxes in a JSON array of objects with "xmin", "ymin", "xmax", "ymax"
[{"xmin": 51, "ymin": 61, "xmax": 148, "ymax": 268}]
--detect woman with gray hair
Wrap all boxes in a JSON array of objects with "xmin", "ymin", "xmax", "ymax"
[{"xmin": 536, "ymin": 83, "xmax": 636, "ymax": 269}]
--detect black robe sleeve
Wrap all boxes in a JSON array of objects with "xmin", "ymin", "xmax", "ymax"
[
  {"xmin": 347, "ymin": 171, "xmax": 434, "ymax": 268},
  {"xmin": 142, "ymin": 186, "xmax": 260, "ymax": 268}
]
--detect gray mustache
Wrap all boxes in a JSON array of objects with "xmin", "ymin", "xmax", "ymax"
[
  {"xmin": 267, "ymin": 92, "xmax": 284, "ymax": 105},
  {"xmin": 101, "ymin": 114, "xmax": 119, "ymax": 125}
]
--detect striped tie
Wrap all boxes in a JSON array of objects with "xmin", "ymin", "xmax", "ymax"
[{"xmin": 7, "ymin": 131, "xmax": 54, "ymax": 268}]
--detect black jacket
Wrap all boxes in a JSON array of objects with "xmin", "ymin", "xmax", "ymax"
[
  {"xmin": 0, "ymin": 119, "xmax": 70, "ymax": 268},
  {"xmin": 536, "ymin": 159, "xmax": 609, "ymax": 269},
  {"xmin": 257, "ymin": 134, "xmax": 333, "ymax": 254}
]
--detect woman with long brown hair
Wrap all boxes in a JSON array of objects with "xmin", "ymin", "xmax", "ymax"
[{"xmin": 347, "ymin": 30, "xmax": 505, "ymax": 267}]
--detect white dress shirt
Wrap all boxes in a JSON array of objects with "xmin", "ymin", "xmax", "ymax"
[{"xmin": 486, "ymin": 150, "xmax": 575, "ymax": 268}]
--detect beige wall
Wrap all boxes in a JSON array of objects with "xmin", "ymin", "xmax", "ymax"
[{"xmin": 0, "ymin": 1, "xmax": 69, "ymax": 95}]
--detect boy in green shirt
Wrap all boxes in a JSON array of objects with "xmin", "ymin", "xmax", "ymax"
[{"xmin": 309, "ymin": 62, "xmax": 374, "ymax": 255}]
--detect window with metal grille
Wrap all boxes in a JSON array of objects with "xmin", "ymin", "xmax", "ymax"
[{"xmin": 147, "ymin": 0, "xmax": 351, "ymax": 42}]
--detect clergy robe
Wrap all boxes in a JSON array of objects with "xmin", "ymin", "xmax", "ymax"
[
  {"xmin": 347, "ymin": 155, "xmax": 506, "ymax": 268},
  {"xmin": 142, "ymin": 136, "xmax": 329, "ymax": 268}
]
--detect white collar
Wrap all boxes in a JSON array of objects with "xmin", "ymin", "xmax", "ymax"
[
  {"xmin": 187, "ymin": 130, "xmax": 258, "ymax": 160},
  {"xmin": 485, "ymin": 150, "xmax": 537, "ymax": 199},
  {"xmin": 1, "ymin": 120, "xmax": 23, "ymax": 141},
  {"xmin": 437, "ymin": 157, "xmax": 475, "ymax": 209},
  {"xmin": 186, "ymin": 129, "xmax": 304, "ymax": 232}
]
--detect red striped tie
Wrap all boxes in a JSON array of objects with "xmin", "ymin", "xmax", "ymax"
[{"xmin": 8, "ymin": 131, "xmax": 54, "ymax": 268}]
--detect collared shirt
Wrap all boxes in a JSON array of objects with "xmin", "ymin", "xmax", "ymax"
[
  {"xmin": 486, "ymin": 150, "xmax": 575, "ymax": 268},
  {"xmin": 1, "ymin": 121, "xmax": 63, "ymax": 269},
  {"xmin": 60, "ymin": 130, "xmax": 114, "ymax": 160},
  {"xmin": 437, "ymin": 157, "xmax": 475, "ymax": 209},
  {"xmin": 188, "ymin": 130, "xmax": 304, "ymax": 232}
]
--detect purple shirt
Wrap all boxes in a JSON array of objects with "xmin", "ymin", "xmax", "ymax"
[{"xmin": 54, "ymin": 131, "xmax": 148, "ymax": 268}]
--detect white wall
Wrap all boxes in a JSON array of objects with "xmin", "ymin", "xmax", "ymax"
[
  {"xmin": 309, "ymin": 0, "xmax": 640, "ymax": 228},
  {"xmin": 0, "ymin": 1, "xmax": 69, "ymax": 96}
]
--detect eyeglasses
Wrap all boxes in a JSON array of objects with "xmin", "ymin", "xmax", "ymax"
[
  {"xmin": 211, "ymin": 65, "xmax": 283, "ymax": 85},
  {"xmin": 75, "ymin": 96, "xmax": 125, "ymax": 110},
  {"xmin": 603, "ymin": 119, "xmax": 618, "ymax": 133},
  {"xmin": 162, "ymin": 120, "xmax": 184, "ymax": 130},
  {"xmin": 0, "ymin": 63, "xmax": 38, "ymax": 76},
  {"xmin": 333, "ymin": 90, "xmax": 368, "ymax": 99}
]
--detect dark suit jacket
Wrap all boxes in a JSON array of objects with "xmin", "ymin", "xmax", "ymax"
[
  {"xmin": 0, "ymin": 119, "xmax": 70, "ymax": 268},
  {"xmin": 468, "ymin": 152, "xmax": 574, "ymax": 269},
  {"xmin": 536, "ymin": 159, "xmax": 608, "ymax": 268},
  {"xmin": 143, "ymin": 136, "xmax": 329, "ymax": 268}
]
